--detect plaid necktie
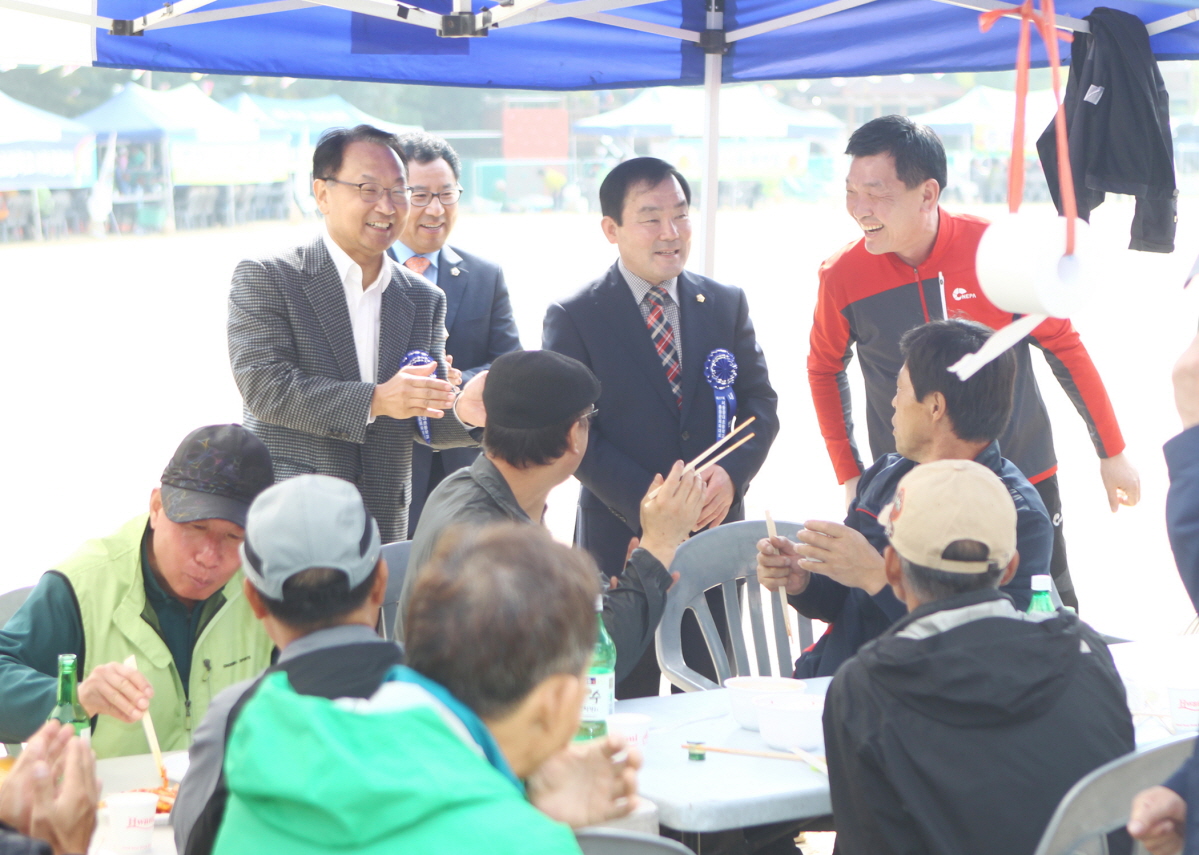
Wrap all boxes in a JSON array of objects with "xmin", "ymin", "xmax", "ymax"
[
  {"xmin": 644, "ymin": 285, "xmax": 682, "ymax": 408},
  {"xmin": 404, "ymin": 256, "xmax": 431, "ymax": 277}
]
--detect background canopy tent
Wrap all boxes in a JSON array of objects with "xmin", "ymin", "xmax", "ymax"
[
  {"xmin": 576, "ymin": 85, "xmax": 843, "ymax": 140},
  {"xmin": 223, "ymin": 93, "xmax": 420, "ymax": 139},
  {"xmin": 0, "ymin": 90, "xmax": 96, "ymax": 189},
  {"xmin": 78, "ymin": 83, "xmax": 291, "ymax": 185},
  {"xmin": 7, "ymin": 0, "xmax": 1199, "ymax": 269},
  {"xmin": 907, "ymin": 85, "xmax": 1061, "ymax": 153}
]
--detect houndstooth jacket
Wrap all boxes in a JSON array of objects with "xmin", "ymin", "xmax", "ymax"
[{"xmin": 228, "ymin": 235, "xmax": 477, "ymax": 543}]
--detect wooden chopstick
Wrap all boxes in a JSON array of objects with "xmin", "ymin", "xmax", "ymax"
[
  {"xmin": 765, "ymin": 511, "xmax": 792, "ymax": 639},
  {"xmin": 124, "ymin": 655, "xmax": 166, "ymax": 785},
  {"xmin": 694, "ymin": 433, "xmax": 754, "ymax": 474},
  {"xmin": 790, "ymin": 747, "xmax": 829, "ymax": 776},
  {"xmin": 646, "ymin": 417, "xmax": 757, "ymax": 501},
  {"xmin": 686, "ymin": 416, "xmax": 756, "ymax": 474},
  {"xmin": 683, "ymin": 742, "xmax": 826, "ymax": 772}
]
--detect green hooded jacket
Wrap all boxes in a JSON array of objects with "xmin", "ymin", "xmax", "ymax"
[{"xmin": 212, "ymin": 669, "xmax": 582, "ymax": 855}]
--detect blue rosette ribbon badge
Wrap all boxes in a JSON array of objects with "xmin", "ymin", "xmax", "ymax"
[
  {"xmin": 704, "ymin": 349, "xmax": 738, "ymax": 440},
  {"xmin": 399, "ymin": 349, "xmax": 436, "ymax": 443}
]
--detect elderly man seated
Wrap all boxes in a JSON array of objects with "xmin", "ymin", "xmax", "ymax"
[
  {"xmin": 211, "ymin": 523, "xmax": 636, "ymax": 855},
  {"xmin": 757, "ymin": 318, "xmax": 1051, "ymax": 678},
  {"xmin": 399, "ymin": 348, "xmax": 704, "ymax": 681},
  {"xmin": 823, "ymin": 459, "xmax": 1134, "ymax": 855},
  {"xmin": 0, "ymin": 425, "xmax": 276, "ymax": 758}
]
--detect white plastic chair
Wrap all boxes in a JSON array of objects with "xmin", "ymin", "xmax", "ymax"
[
  {"xmin": 377, "ymin": 540, "xmax": 412, "ymax": 641},
  {"xmin": 654, "ymin": 520, "xmax": 809, "ymax": 692},
  {"xmin": 1032, "ymin": 734, "xmax": 1197, "ymax": 855},
  {"xmin": 576, "ymin": 828, "xmax": 694, "ymax": 855}
]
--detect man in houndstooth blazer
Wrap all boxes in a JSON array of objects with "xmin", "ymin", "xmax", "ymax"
[{"xmin": 228, "ymin": 127, "xmax": 482, "ymax": 544}]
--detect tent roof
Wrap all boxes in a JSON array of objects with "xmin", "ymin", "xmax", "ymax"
[
  {"xmin": 59, "ymin": 0, "xmax": 1199, "ymax": 90},
  {"xmin": 222, "ymin": 93, "xmax": 419, "ymax": 137},
  {"xmin": 76, "ymin": 83, "xmax": 197, "ymax": 139},
  {"xmin": 576, "ymin": 84, "xmax": 843, "ymax": 138},
  {"xmin": 0, "ymin": 88, "xmax": 93, "ymax": 145},
  {"xmin": 907, "ymin": 84, "xmax": 1061, "ymax": 149},
  {"xmin": 76, "ymin": 82, "xmax": 262, "ymax": 141}
]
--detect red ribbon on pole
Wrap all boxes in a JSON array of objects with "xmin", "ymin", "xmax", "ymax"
[{"xmin": 979, "ymin": 0, "xmax": 1078, "ymax": 254}]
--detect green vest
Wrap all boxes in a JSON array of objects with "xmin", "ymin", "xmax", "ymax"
[{"xmin": 56, "ymin": 514, "xmax": 274, "ymax": 759}]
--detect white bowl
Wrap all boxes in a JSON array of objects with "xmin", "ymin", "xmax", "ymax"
[
  {"xmin": 754, "ymin": 692, "xmax": 825, "ymax": 752},
  {"xmin": 723, "ymin": 676, "xmax": 806, "ymax": 731}
]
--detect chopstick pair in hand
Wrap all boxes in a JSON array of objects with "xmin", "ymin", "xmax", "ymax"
[
  {"xmin": 765, "ymin": 511, "xmax": 793, "ymax": 640},
  {"xmin": 123, "ymin": 655, "xmax": 166, "ymax": 786},
  {"xmin": 646, "ymin": 417, "xmax": 757, "ymax": 501}
]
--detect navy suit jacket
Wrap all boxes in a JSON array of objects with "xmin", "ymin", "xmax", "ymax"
[
  {"xmin": 389, "ymin": 243, "xmax": 521, "ymax": 532},
  {"xmin": 1163, "ymin": 426, "xmax": 1199, "ymax": 849},
  {"xmin": 543, "ymin": 262, "xmax": 779, "ymax": 575}
]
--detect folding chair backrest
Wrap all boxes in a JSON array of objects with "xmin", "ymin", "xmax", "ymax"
[
  {"xmin": 1032, "ymin": 734, "xmax": 1197, "ymax": 855},
  {"xmin": 654, "ymin": 520, "xmax": 805, "ymax": 692},
  {"xmin": 377, "ymin": 540, "xmax": 412, "ymax": 641},
  {"xmin": 576, "ymin": 828, "xmax": 694, "ymax": 855},
  {"xmin": 0, "ymin": 585, "xmax": 33, "ymax": 630}
]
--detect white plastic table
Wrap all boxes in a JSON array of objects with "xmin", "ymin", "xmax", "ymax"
[
  {"xmin": 614, "ymin": 678, "xmax": 833, "ymax": 833},
  {"xmin": 1112, "ymin": 635, "xmax": 1199, "ymax": 746},
  {"xmin": 91, "ymin": 751, "xmax": 185, "ymax": 855}
]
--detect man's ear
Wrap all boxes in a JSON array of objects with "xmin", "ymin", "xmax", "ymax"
[
  {"xmin": 1000, "ymin": 551, "xmax": 1020, "ymax": 587},
  {"xmin": 600, "ymin": 216, "xmax": 620, "ymax": 246},
  {"xmin": 148, "ymin": 488, "xmax": 163, "ymax": 524},
  {"xmin": 370, "ymin": 559, "xmax": 390, "ymax": 607},
  {"xmin": 925, "ymin": 390, "xmax": 948, "ymax": 424},
  {"xmin": 566, "ymin": 419, "xmax": 589, "ymax": 455},
  {"xmin": 243, "ymin": 578, "xmax": 269, "ymax": 619},
  {"xmin": 529, "ymin": 672, "xmax": 586, "ymax": 740},
  {"xmin": 920, "ymin": 177, "xmax": 941, "ymax": 211},
  {"xmin": 884, "ymin": 546, "xmax": 907, "ymax": 601},
  {"xmin": 313, "ymin": 179, "xmax": 331, "ymax": 216}
]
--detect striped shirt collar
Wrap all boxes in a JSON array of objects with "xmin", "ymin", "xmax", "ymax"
[{"xmin": 618, "ymin": 257, "xmax": 679, "ymax": 307}]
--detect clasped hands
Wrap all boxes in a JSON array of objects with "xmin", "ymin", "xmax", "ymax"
[
  {"xmin": 756, "ymin": 520, "xmax": 887, "ymax": 597},
  {"xmin": 0, "ymin": 721, "xmax": 100, "ymax": 855},
  {"xmin": 370, "ymin": 357, "xmax": 487, "ymax": 426}
]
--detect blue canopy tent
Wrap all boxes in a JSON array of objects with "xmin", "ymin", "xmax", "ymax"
[
  {"xmin": 222, "ymin": 93, "xmax": 420, "ymax": 138},
  {"xmin": 7, "ymin": 0, "xmax": 1199, "ymax": 266},
  {"xmin": 0, "ymin": 89, "xmax": 96, "ymax": 190}
]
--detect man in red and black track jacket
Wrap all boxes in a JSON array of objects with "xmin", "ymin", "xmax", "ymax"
[{"xmin": 808, "ymin": 115, "xmax": 1140, "ymax": 610}]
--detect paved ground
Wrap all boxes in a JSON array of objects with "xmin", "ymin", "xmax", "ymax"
[{"xmin": 2, "ymin": 195, "xmax": 1198, "ymax": 649}]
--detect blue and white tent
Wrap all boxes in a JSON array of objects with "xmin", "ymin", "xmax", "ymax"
[{"xmin": 4, "ymin": 0, "xmax": 1198, "ymax": 264}]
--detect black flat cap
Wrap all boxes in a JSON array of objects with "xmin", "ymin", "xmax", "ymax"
[{"xmin": 484, "ymin": 350, "xmax": 601, "ymax": 429}]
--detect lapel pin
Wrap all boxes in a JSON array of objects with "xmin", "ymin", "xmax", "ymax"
[
  {"xmin": 696, "ymin": 294, "xmax": 705, "ymax": 303},
  {"xmin": 451, "ymin": 267, "xmax": 460, "ymax": 277}
]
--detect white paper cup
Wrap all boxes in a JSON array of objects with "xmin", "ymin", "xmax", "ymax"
[
  {"xmin": 105, "ymin": 791, "xmax": 158, "ymax": 853},
  {"xmin": 975, "ymin": 212, "xmax": 1090, "ymax": 319},
  {"xmin": 606, "ymin": 712, "xmax": 651, "ymax": 749},
  {"xmin": 1168, "ymin": 687, "xmax": 1199, "ymax": 730}
]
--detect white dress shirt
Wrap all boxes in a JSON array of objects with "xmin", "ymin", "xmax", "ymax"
[{"xmin": 322, "ymin": 226, "xmax": 392, "ymax": 385}]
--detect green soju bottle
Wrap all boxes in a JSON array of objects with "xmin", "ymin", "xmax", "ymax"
[
  {"xmin": 1026, "ymin": 574, "xmax": 1056, "ymax": 616},
  {"xmin": 48, "ymin": 654, "xmax": 90, "ymax": 737},
  {"xmin": 576, "ymin": 595, "xmax": 616, "ymax": 741}
]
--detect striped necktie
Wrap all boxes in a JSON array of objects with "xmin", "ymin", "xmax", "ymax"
[
  {"xmin": 644, "ymin": 285, "xmax": 682, "ymax": 408},
  {"xmin": 404, "ymin": 256, "xmax": 431, "ymax": 277}
]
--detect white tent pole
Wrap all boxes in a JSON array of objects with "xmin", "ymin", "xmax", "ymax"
[
  {"xmin": 1146, "ymin": 8, "xmax": 1199, "ymax": 35},
  {"xmin": 700, "ymin": 2, "xmax": 722, "ymax": 278}
]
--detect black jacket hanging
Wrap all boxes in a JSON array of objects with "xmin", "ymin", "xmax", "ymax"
[{"xmin": 1037, "ymin": 6, "xmax": 1177, "ymax": 253}]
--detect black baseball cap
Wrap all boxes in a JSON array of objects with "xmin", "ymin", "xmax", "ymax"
[
  {"xmin": 160, "ymin": 425, "xmax": 275, "ymax": 528},
  {"xmin": 484, "ymin": 350, "xmax": 601, "ymax": 429}
]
